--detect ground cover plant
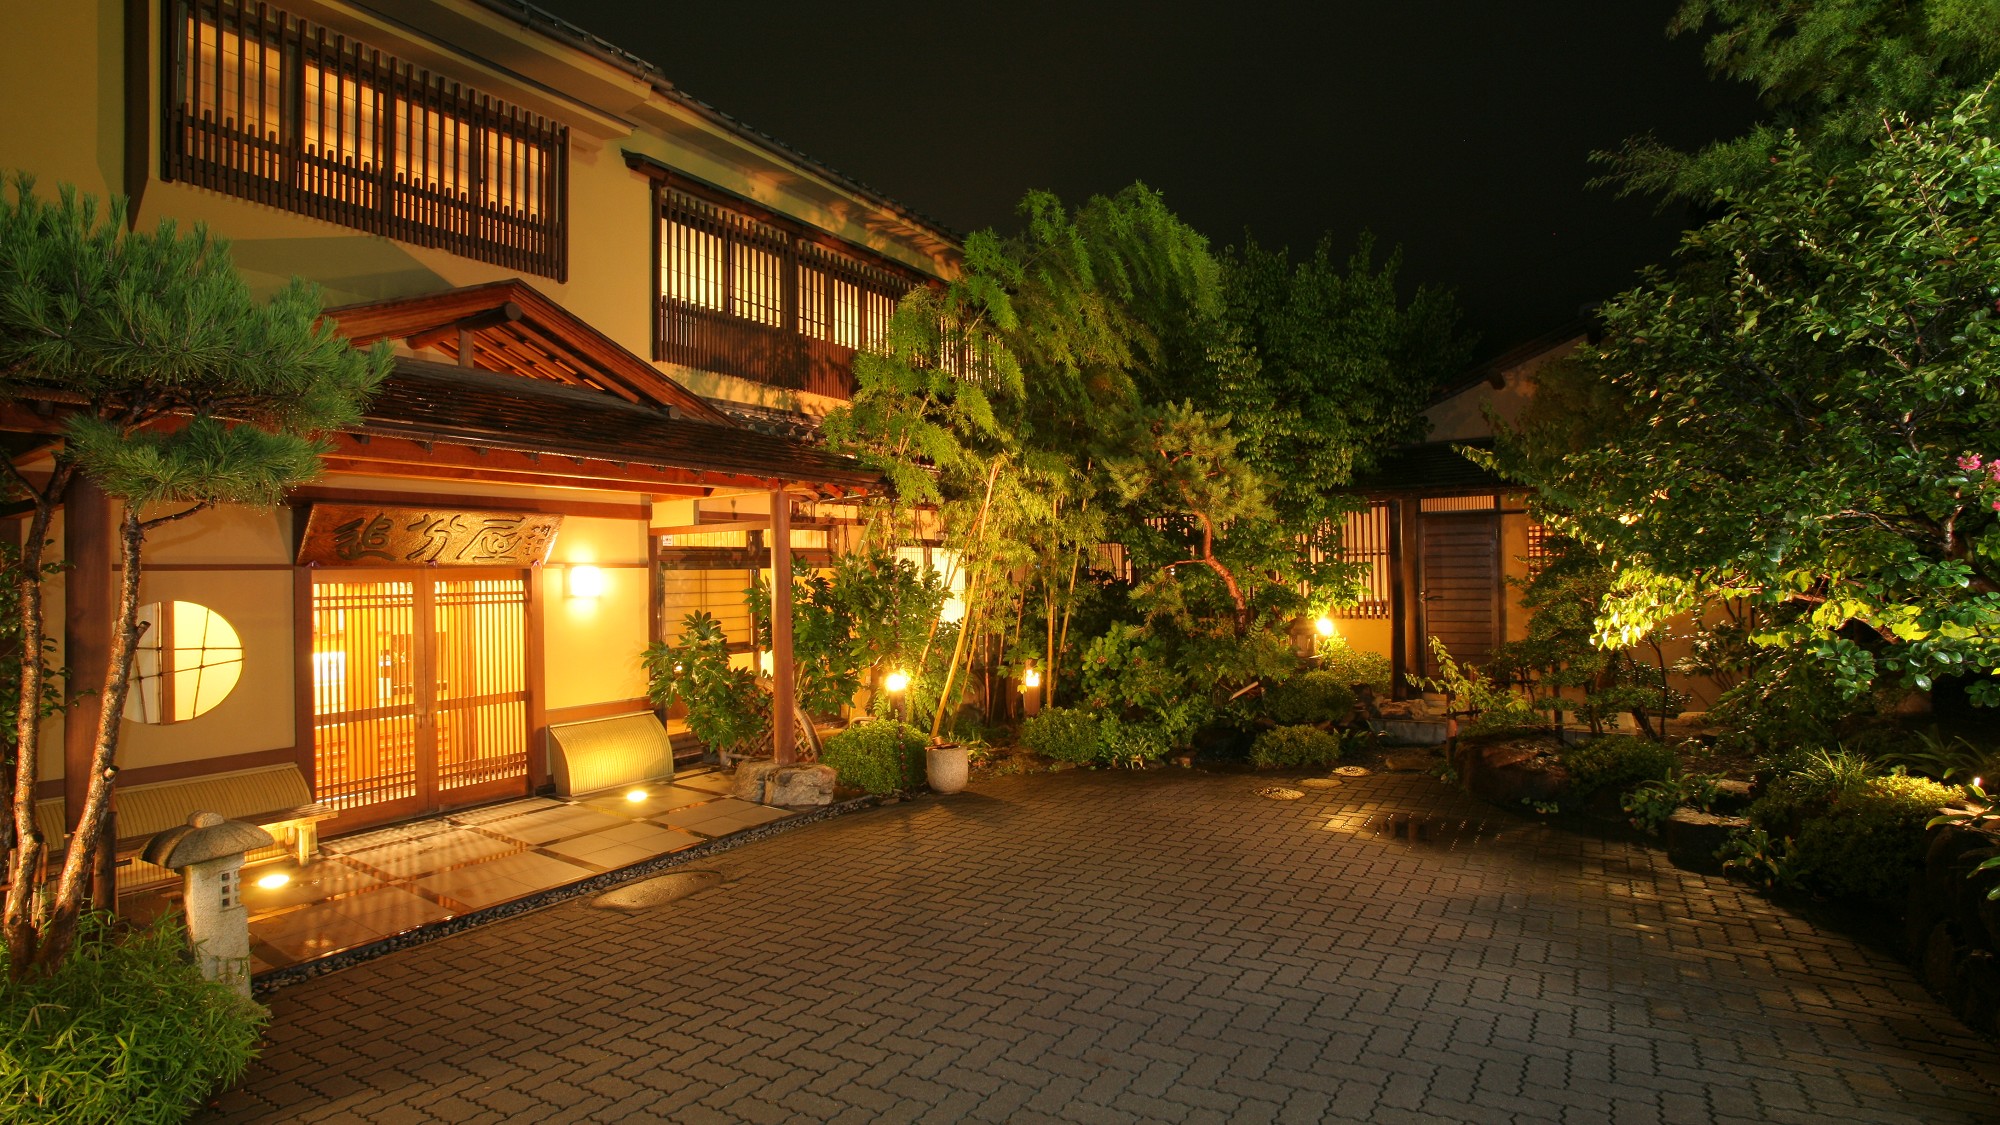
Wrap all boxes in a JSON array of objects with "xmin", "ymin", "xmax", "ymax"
[
  {"xmin": 1, "ymin": 913, "xmax": 264, "ymax": 1123},
  {"xmin": 1250, "ymin": 725, "xmax": 1345, "ymax": 770}
]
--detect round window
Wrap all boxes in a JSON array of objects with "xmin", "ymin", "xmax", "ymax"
[{"xmin": 124, "ymin": 601, "xmax": 244, "ymax": 724}]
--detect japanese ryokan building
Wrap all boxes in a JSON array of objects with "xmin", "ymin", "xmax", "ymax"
[
  {"xmin": 0, "ymin": 1, "xmax": 1694, "ymax": 886},
  {"xmin": 0, "ymin": 0, "xmax": 955, "ymax": 867}
]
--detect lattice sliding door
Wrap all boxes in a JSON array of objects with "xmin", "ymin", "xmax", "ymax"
[
  {"xmin": 311, "ymin": 577, "xmax": 424, "ymax": 820},
  {"xmin": 432, "ymin": 576, "xmax": 529, "ymax": 797},
  {"xmin": 310, "ymin": 570, "xmax": 530, "ymax": 829}
]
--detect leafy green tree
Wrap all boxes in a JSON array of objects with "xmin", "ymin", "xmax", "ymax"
[
  {"xmin": 1212, "ymin": 233, "xmax": 1473, "ymax": 535},
  {"xmin": 0, "ymin": 178, "xmax": 386, "ymax": 976},
  {"xmin": 1499, "ymin": 102, "xmax": 2000, "ymax": 713},
  {"xmin": 747, "ymin": 546, "xmax": 949, "ymax": 720},
  {"xmin": 1601, "ymin": 0, "xmax": 2000, "ymax": 199},
  {"xmin": 643, "ymin": 612, "xmax": 769, "ymax": 757}
]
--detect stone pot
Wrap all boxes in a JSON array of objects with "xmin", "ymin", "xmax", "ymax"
[{"xmin": 926, "ymin": 743, "xmax": 969, "ymax": 795}]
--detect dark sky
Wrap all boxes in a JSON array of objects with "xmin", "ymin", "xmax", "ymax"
[{"xmin": 535, "ymin": 1, "xmax": 1762, "ymax": 352}]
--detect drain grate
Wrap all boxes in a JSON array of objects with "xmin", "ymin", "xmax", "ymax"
[{"xmin": 1357, "ymin": 811, "xmax": 1491, "ymax": 850}]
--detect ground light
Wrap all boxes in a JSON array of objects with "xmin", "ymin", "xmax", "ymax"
[
  {"xmin": 884, "ymin": 670, "xmax": 910, "ymax": 693},
  {"xmin": 1022, "ymin": 667, "xmax": 1042, "ymax": 688},
  {"xmin": 626, "ymin": 788, "xmax": 648, "ymax": 803},
  {"xmin": 255, "ymin": 872, "xmax": 290, "ymax": 890},
  {"xmin": 1315, "ymin": 616, "xmax": 1336, "ymax": 637}
]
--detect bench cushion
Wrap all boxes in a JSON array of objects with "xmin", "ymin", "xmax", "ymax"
[
  {"xmin": 549, "ymin": 712, "xmax": 674, "ymax": 796},
  {"xmin": 33, "ymin": 763, "xmax": 326, "ymax": 851}
]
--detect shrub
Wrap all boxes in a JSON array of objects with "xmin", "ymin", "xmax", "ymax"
[
  {"xmin": 1251, "ymin": 725, "xmax": 1345, "ymax": 769},
  {"xmin": 1317, "ymin": 637, "xmax": 1391, "ymax": 695},
  {"xmin": 1264, "ymin": 671, "xmax": 1356, "ymax": 726},
  {"xmin": 1099, "ymin": 716, "xmax": 1170, "ymax": 765},
  {"xmin": 1, "ymin": 913, "xmax": 265, "ymax": 1124},
  {"xmin": 1559, "ymin": 735, "xmax": 1675, "ymax": 798},
  {"xmin": 1782, "ymin": 774, "xmax": 1958, "ymax": 903},
  {"xmin": 1020, "ymin": 707, "xmax": 1104, "ymax": 765},
  {"xmin": 1623, "ymin": 773, "xmax": 1721, "ymax": 833},
  {"xmin": 820, "ymin": 720, "xmax": 927, "ymax": 794},
  {"xmin": 1747, "ymin": 747, "xmax": 1880, "ymax": 836}
]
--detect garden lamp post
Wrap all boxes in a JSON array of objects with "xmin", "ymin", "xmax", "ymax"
[{"xmin": 884, "ymin": 668, "xmax": 910, "ymax": 723}]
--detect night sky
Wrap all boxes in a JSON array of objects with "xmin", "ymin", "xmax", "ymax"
[{"xmin": 536, "ymin": 1, "xmax": 1762, "ymax": 353}]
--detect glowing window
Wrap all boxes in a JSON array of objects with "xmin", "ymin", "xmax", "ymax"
[{"xmin": 125, "ymin": 601, "xmax": 244, "ymax": 724}]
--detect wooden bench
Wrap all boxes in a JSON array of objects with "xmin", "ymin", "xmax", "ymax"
[
  {"xmin": 34, "ymin": 763, "xmax": 334, "ymax": 869},
  {"xmin": 547, "ymin": 712, "xmax": 674, "ymax": 797}
]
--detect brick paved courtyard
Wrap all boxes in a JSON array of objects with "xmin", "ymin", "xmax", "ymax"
[{"xmin": 204, "ymin": 769, "xmax": 2000, "ymax": 1124}]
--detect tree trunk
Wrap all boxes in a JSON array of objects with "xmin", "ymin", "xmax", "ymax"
[
  {"xmin": 929, "ymin": 458, "xmax": 1004, "ymax": 741},
  {"xmin": 4, "ymin": 462, "xmax": 71, "ymax": 979},
  {"xmin": 35, "ymin": 503, "xmax": 146, "ymax": 970}
]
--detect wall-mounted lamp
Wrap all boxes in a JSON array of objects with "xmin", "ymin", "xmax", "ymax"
[{"xmin": 567, "ymin": 564, "xmax": 606, "ymax": 599}]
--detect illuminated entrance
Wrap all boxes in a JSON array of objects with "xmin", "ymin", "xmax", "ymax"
[{"xmin": 310, "ymin": 571, "xmax": 532, "ymax": 830}]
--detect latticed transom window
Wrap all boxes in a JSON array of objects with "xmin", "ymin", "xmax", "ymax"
[
  {"xmin": 1329, "ymin": 502, "xmax": 1393, "ymax": 619},
  {"xmin": 165, "ymin": 0, "xmax": 569, "ymax": 279},
  {"xmin": 1525, "ymin": 518, "xmax": 1560, "ymax": 574}
]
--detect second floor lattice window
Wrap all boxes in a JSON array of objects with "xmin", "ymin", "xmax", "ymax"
[
  {"xmin": 655, "ymin": 186, "xmax": 914, "ymax": 398},
  {"xmin": 165, "ymin": 0, "xmax": 568, "ymax": 279}
]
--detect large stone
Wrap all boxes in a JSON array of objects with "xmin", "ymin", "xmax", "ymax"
[
  {"xmin": 767, "ymin": 764, "xmax": 837, "ymax": 807},
  {"xmin": 1709, "ymin": 779, "xmax": 1755, "ymax": 814},
  {"xmin": 1924, "ymin": 920, "xmax": 1965, "ymax": 996},
  {"xmin": 1665, "ymin": 810, "xmax": 1745, "ymax": 875},
  {"xmin": 1381, "ymin": 719, "xmax": 1449, "ymax": 746},
  {"xmin": 733, "ymin": 758, "xmax": 781, "ymax": 803},
  {"xmin": 1460, "ymin": 741, "xmax": 1567, "ymax": 807}
]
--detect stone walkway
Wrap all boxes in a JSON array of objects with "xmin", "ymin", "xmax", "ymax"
[{"xmin": 203, "ymin": 769, "xmax": 2000, "ymax": 1123}]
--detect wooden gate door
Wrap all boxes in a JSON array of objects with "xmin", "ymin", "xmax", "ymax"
[
  {"xmin": 1419, "ymin": 513, "xmax": 1502, "ymax": 674},
  {"xmin": 311, "ymin": 570, "xmax": 530, "ymax": 831}
]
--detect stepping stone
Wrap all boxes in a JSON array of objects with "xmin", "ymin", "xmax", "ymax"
[
  {"xmin": 1383, "ymin": 752, "xmax": 1437, "ymax": 772},
  {"xmin": 1333, "ymin": 765, "xmax": 1371, "ymax": 777},
  {"xmin": 1257, "ymin": 786, "xmax": 1305, "ymax": 800},
  {"xmin": 1296, "ymin": 778, "xmax": 1344, "ymax": 790}
]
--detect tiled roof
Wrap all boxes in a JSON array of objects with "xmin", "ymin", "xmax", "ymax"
[
  {"xmin": 705, "ymin": 400, "xmax": 824, "ymax": 442},
  {"xmin": 361, "ymin": 359, "xmax": 881, "ymax": 491},
  {"xmin": 465, "ymin": 0, "xmax": 961, "ymax": 245},
  {"xmin": 1347, "ymin": 439, "xmax": 1506, "ymax": 495}
]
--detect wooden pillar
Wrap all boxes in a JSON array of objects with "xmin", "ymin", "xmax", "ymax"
[
  {"xmin": 1390, "ymin": 498, "xmax": 1418, "ymax": 700},
  {"xmin": 768, "ymin": 488, "xmax": 796, "ymax": 766},
  {"xmin": 63, "ymin": 477, "xmax": 113, "ymax": 830}
]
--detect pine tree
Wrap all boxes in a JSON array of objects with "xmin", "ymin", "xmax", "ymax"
[{"xmin": 0, "ymin": 176, "xmax": 387, "ymax": 976}]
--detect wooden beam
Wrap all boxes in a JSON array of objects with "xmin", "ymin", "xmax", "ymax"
[
  {"xmin": 321, "ymin": 457, "xmax": 710, "ymax": 496},
  {"xmin": 325, "ymin": 432, "xmax": 788, "ymax": 495},
  {"xmin": 405, "ymin": 302, "xmax": 525, "ymax": 353},
  {"xmin": 292, "ymin": 486, "xmax": 650, "ymax": 522}
]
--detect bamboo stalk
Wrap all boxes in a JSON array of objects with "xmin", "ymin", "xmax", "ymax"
[{"xmin": 929, "ymin": 457, "xmax": 1003, "ymax": 741}]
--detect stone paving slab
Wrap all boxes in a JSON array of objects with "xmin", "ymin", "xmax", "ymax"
[{"xmin": 200, "ymin": 770, "xmax": 2000, "ymax": 1123}]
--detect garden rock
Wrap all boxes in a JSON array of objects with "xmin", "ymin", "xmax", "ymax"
[
  {"xmin": 1381, "ymin": 719, "xmax": 1449, "ymax": 746},
  {"xmin": 1709, "ymin": 779, "xmax": 1754, "ymax": 814},
  {"xmin": 1458, "ymin": 742, "xmax": 1566, "ymax": 807},
  {"xmin": 1665, "ymin": 810, "xmax": 1743, "ymax": 875},
  {"xmin": 767, "ymin": 764, "xmax": 837, "ymax": 806},
  {"xmin": 733, "ymin": 758, "xmax": 781, "ymax": 803},
  {"xmin": 1925, "ymin": 920, "xmax": 1966, "ymax": 996}
]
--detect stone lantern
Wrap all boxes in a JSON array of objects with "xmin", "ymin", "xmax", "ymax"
[{"xmin": 143, "ymin": 811, "xmax": 273, "ymax": 999}]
